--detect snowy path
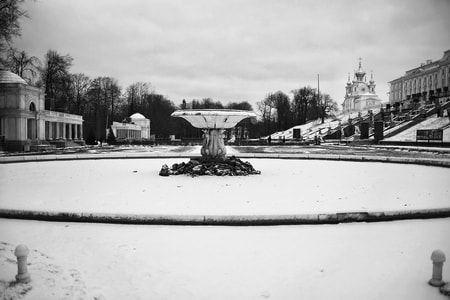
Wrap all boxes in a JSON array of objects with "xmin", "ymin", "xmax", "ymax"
[{"xmin": 1, "ymin": 218, "xmax": 449, "ymax": 300}]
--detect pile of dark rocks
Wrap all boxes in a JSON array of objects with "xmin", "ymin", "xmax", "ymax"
[{"xmin": 159, "ymin": 156, "xmax": 261, "ymax": 177}]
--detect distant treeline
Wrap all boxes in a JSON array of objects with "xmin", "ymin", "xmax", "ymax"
[{"xmin": 4, "ymin": 49, "xmax": 338, "ymax": 141}]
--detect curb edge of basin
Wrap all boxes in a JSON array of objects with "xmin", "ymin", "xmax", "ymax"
[
  {"xmin": 1, "ymin": 153, "xmax": 449, "ymax": 168},
  {"xmin": 1, "ymin": 208, "xmax": 449, "ymax": 226}
]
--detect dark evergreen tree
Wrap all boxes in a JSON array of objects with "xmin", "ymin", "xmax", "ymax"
[{"xmin": 106, "ymin": 127, "xmax": 116, "ymax": 144}]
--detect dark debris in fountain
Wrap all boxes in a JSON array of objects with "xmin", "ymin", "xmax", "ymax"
[{"xmin": 159, "ymin": 156, "xmax": 261, "ymax": 177}]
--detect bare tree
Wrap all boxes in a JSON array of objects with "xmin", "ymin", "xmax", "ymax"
[
  {"xmin": 0, "ymin": 0, "xmax": 29, "ymax": 61},
  {"xmin": 125, "ymin": 82, "xmax": 152, "ymax": 114},
  {"xmin": 6, "ymin": 48, "xmax": 40, "ymax": 83},
  {"xmin": 40, "ymin": 49, "xmax": 73, "ymax": 110},
  {"xmin": 318, "ymin": 93, "xmax": 338, "ymax": 123},
  {"xmin": 68, "ymin": 73, "xmax": 91, "ymax": 115},
  {"xmin": 105, "ymin": 77, "xmax": 121, "ymax": 126},
  {"xmin": 292, "ymin": 86, "xmax": 315, "ymax": 125},
  {"xmin": 257, "ymin": 94, "xmax": 276, "ymax": 134},
  {"xmin": 269, "ymin": 91, "xmax": 291, "ymax": 131}
]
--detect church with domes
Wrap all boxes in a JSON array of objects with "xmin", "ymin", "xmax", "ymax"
[{"xmin": 342, "ymin": 58, "xmax": 383, "ymax": 114}]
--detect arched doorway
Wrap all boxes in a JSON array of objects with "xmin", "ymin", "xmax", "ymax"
[{"xmin": 27, "ymin": 102, "xmax": 37, "ymax": 140}]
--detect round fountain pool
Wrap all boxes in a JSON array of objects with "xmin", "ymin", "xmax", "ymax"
[{"xmin": 1, "ymin": 158, "xmax": 449, "ymax": 219}]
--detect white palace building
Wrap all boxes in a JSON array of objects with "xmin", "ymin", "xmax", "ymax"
[
  {"xmin": 109, "ymin": 113, "xmax": 151, "ymax": 141},
  {"xmin": 388, "ymin": 49, "xmax": 450, "ymax": 109},
  {"xmin": 0, "ymin": 67, "xmax": 84, "ymax": 151}
]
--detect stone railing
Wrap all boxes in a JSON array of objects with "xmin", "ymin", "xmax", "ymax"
[{"xmin": 42, "ymin": 110, "xmax": 83, "ymax": 121}]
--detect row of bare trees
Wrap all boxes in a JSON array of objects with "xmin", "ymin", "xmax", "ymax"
[
  {"xmin": 3, "ymin": 46, "xmax": 339, "ymax": 140},
  {"xmin": 4, "ymin": 46, "xmax": 260, "ymax": 141},
  {"xmin": 4, "ymin": 47, "xmax": 339, "ymax": 140},
  {"xmin": 257, "ymin": 87, "xmax": 338, "ymax": 135}
]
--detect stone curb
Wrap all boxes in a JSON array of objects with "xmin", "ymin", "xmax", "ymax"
[
  {"xmin": 1, "ymin": 153, "xmax": 450, "ymax": 168},
  {"xmin": 0, "ymin": 208, "xmax": 449, "ymax": 226}
]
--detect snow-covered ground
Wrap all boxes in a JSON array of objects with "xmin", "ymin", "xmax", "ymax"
[
  {"xmin": 1, "ymin": 159, "xmax": 449, "ymax": 215},
  {"xmin": 384, "ymin": 115, "xmax": 450, "ymax": 142},
  {"xmin": 1, "ymin": 155, "xmax": 449, "ymax": 299},
  {"xmin": 1, "ymin": 218, "xmax": 449, "ymax": 300},
  {"xmin": 268, "ymin": 108, "xmax": 381, "ymax": 141}
]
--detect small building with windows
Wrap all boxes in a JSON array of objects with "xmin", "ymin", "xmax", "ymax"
[
  {"xmin": 342, "ymin": 58, "xmax": 383, "ymax": 114},
  {"xmin": 109, "ymin": 113, "xmax": 151, "ymax": 141},
  {"xmin": 0, "ymin": 67, "xmax": 84, "ymax": 151}
]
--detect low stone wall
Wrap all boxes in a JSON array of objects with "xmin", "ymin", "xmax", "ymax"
[{"xmin": 1, "ymin": 208, "xmax": 449, "ymax": 226}]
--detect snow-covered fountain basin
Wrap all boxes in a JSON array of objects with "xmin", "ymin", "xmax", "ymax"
[{"xmin": 1, "ymin": 157, "xmax": 449, "ymax": 220}]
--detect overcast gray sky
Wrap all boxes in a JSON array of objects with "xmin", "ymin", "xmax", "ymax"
[{"xmin": 13, "ymin": 0, "xmax": 450, "ymax": 110}]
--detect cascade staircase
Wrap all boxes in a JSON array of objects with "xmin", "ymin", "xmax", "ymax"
[{"xmin": 384, "ymin": 101, "xmax": 450, "ymax": 138}]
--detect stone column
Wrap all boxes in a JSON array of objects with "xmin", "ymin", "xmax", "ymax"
[
  {"xmin": 61, "ymin": 123, "xmax": 66, "ymax": 140},
  {"xmin": 51, "ymin": 122, "xmax": 55, "ymax": 140},
  {"xmin": 74, "ymin": 124, "xmax": 78, "ymax": 140},
  {"xmin": 45, "ymin": 121, "xmax": 49, "ymax": 140},
  {"xmin": 79, "ymin": 124, "xmax": 83, "ymax": 140},
  {"xmin": 55, "ymin": 122, "xmax": 60, "ymax": 139},
  {"xmin": 68, "ymin": 124, "xmax": 72, "ymax": 140}
]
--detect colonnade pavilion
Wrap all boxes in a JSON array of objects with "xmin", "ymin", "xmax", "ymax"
[{"xmin": 0, "ymin": 67, "xmax": 84, "ymax": 151}]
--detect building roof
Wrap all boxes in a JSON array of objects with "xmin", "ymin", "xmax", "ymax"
[
  {"xmin": 0, "ymin": 67, "xmax": 27, "ymax": 85},
  {"xmin": 129, "ymin": 113, "xmax": 147, "ymax": 120}
]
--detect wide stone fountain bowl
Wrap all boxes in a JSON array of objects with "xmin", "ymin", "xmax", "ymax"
[{"xmin": 171, "ymin": 109, "xmax": 256, "ymax": 129}]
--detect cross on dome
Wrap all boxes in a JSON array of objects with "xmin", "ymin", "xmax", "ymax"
[{"xmin": 355, "ymin": 57, "xmax": 366, "ymax": 81}]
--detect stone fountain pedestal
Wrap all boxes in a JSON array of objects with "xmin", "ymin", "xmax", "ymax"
[
  {"xmin": 159, "ymin": 109, "xmax": 260, "ymax": 176},
  {"xmin": 200, "ymin": 129, "xmax": 227, "ymax": 161}
]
